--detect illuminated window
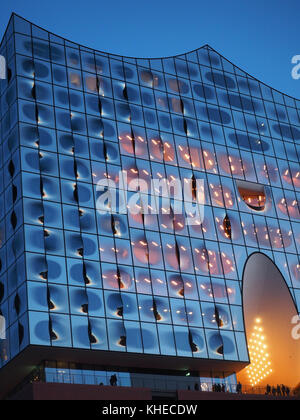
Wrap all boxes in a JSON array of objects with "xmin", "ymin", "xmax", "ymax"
[{"xmin": 236, "ymin": 180, "xmax": 266, "ymax": 211}]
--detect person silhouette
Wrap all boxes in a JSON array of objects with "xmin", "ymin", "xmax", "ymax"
[{"xmin": 110, "ymin": 374, "xmax": 117, "ymax": 386}]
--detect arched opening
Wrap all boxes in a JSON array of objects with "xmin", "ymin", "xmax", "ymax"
[{"xmin": 238, "ymin": 252, "xmax": 300, "ymax": 389}]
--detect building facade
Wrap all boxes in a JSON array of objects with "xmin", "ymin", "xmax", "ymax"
[{"xmin": 0, "ymin": 13, "xmax": 299, "ymax": 399}]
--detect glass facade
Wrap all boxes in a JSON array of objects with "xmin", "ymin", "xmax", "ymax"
[
  {"xmin": 16, "ymin": 361, "xmax": 238, "ymax": 393},
  {"xmin": 0, "ymin": 14, "xmax": 299, "ymax": 375}
]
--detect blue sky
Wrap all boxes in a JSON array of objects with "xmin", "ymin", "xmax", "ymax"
[{"xmin": 0, "ymin": 0, "xmax": 300, "ymax": 98}]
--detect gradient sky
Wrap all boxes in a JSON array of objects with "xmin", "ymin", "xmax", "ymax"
[{"xmin": 0, "ymin": 0, "xmax": 300, "ymax": 99}]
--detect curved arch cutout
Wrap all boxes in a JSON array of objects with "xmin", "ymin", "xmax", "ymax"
[{"xmin": 238, "ymin": 252, "xmax": 300, "ymax": 388}]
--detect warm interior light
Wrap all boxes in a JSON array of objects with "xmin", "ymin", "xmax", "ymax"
[
  {"xmin": 194, "ymin": 247, "xmax": 235, "ymax": 276},
  {"xmin": 245, "ymin": 318, "xmax": 272, "ymax": 386},
  {"xmin": 236, "ymin": 180, "xmax": 266, "ymax": 211},
  {"xmin": 150, "ymin": 137, "xmax": 175, "ymax": 162},
  {"xmin": 119, "ymin": 131, "xmax": 147, "ymax": 156},
  {"xmin": 210, "ymin": 184, "xmax": 234, "ymax": 208},
  {"xmin": 218, "ymin": 153, "xmax": 246, "ymax": 176},
  {"xmin": 277, "ymin": 197, "xmax": 300, "ymax": 220}
]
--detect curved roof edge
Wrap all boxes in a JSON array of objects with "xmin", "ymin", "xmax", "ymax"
[{"xmin": 2, "ymin": 12, "xmax": 300, "ymax": 102}]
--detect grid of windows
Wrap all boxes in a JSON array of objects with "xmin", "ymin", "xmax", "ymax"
[{"xmin": 0, "ymin": 14, "xmax": 299, "ymax": 369}]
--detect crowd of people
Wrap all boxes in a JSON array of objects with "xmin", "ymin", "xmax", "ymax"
[
  {"xmin": 209, "ymin": 382, "xmax": 243, "ymax": 393},
  {"xmin": 185, "ymin": 382, "xmax": 242, "ymax": 393},
  {"xmin": 210, "ymin": 382, "xmax": 291, "ymax": 397},
  {"xmin": 105, "ymin": 376, "xmax": 293, "ymax": 398},
  {"xmin": 185, "ymin": 381, "xmax": 293, "ymax": 397},
  {"xmin": 211, "ymin": 383, "xmax": 235, "ymax": 393},
  {"xmin": 265, "ymin": 384, "xmax": 291, "ymax": 397},
  {"xmin": 211, "ymin": 382, "xmax": 291, "ymax": 396}
]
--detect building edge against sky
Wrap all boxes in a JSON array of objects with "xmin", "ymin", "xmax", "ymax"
[{"xmin": 0, "ymin": 13, "xmax": 299, "ymax": 398}]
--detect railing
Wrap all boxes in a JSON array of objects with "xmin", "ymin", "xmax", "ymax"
[
  {"xmin": 237, "ymin": 385, "xmax": 296, "ymax": 397},
  {"xmin": 8, "ymin": 369, "xmax": 298, "ymax": 400},
  {"xmin": 43, "ymin": 372, "xmax": 237, "ymax": 393},
  {"xmin": 41, "ymin": 373, "xmax": 298, "ymax": 397},
  {"xmin": 44, "ymin": 373, "xmax": 131, "ymax": 387}
]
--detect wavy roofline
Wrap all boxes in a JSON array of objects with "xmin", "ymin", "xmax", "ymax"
[{"xmin": 2, "ymin": 12, "xmax": 300, "ymax": 102}]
